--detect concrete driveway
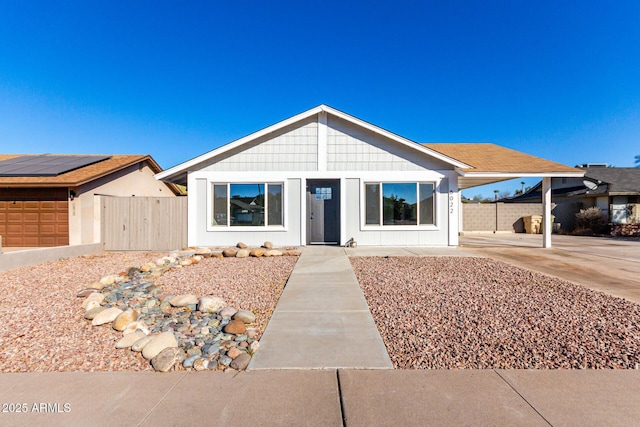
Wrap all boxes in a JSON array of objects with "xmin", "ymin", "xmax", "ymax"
[{"xmin": 459, "ymin": 233, "xmax": 640, "ymax": 304}]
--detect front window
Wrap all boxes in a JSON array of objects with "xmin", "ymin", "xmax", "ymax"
[
  {"xmin": 212, "ymin": 183, "xmax": 283, "ymax": 227},
  {"xmin": 382, "ymin": 182, "xmax": 417, "ymax": 225},
  {"xmin": 365, "ymin": 182, "xmax": 435, "ymax": 226}
]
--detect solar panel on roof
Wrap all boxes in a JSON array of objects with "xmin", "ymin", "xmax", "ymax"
[{"xmin": 0, "ymin": 155, "xmax": 112, "ymax": 177}]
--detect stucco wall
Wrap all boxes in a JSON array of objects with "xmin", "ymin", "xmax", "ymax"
[{"xmin": 69, "ymin": 162, "xmax": 177, "ymax": 245}]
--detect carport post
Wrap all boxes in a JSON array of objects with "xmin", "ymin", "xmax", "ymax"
[{"xmin": 542, "ymin": 176, "xmax": 552, "ymax": 248}]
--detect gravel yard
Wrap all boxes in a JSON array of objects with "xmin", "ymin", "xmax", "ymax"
[
  {"xmin": 351, "ymin": 256, "xmax": 640, "ymax": 369},
  {"xmin": 0, "ymin": 252, "xmax": 295, "ymax": 372}
]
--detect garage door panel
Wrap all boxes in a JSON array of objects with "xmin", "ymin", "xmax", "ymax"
[
  {"xmin": 5, "ymin": 236, "xmax": 25, "ymax": 246},
  {"xmin": 23, "ymin": 236, "xmax": 39, "ymax": 246},
  {"xmin": 41, "ymin": 212, "xmax": 56, "ymax": 222},
  {"xmin": 24, "ymin": 224, "xmax": 39, "ymax": 234},
  {"xmin": 40, "ymin": 201, "xmax": 57, "ymax": 209},
  {"xmin": 8, "ymin": 224, "xmax": 23, "ymax": 233},
  {"xmin": 39, "ymin": 236, "xmax": 56, "ymax": 246},
  {"xmin": 24, "ymin": 212, "xmax": 39, "ymax": 222},
  {"xmin": 41, "ymin": 224, "xmax": 56, "ymax": 234},
  {"xmin": 24, "ymin": 201, "xmax": 40, "ymax": 209},
  {"xmin": 1, "ymin": 199, "xmax": 69, "ymax": 247}
]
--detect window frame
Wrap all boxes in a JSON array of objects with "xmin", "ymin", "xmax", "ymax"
[
  {"xmin": 361, "ymin": 181, "xmax": 438, "ymax": 230},
  {"xmin": 209, "ymin": 181, "xmax": 286, "ymax": 230}
]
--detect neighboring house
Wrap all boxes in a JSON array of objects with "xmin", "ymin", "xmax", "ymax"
[
  {"xmin": 504, "ymin": 164, "xmax": 640, "ymax": 231},
  {"xmin": 0, "ymin": 154, "xmax": 182, "ymax": 247},
  {"xmin": 156, "ymin": 105, "xmax": 583, "ymax": 247}
]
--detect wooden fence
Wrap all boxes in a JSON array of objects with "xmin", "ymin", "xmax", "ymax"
[{"xmin": 101, "ymin": 196, "xmax": 187, "ymax": 251}]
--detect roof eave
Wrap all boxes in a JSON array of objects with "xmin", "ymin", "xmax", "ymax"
[{"xmin": 456, "ymin": 170, "xmax": 586, "ymax": 178}]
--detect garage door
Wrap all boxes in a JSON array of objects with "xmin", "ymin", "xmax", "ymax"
[{"xmin": 0, "ymin": 190, "xmax": 69, "ymax": 247}]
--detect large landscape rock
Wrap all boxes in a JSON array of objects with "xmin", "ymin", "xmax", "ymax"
[
  {"xmin": 131, "ymin": 335, "xmax": 155, "ymax": 352},
  {"xmin": 233, "ymin": 309, "xmax": 256, "ymax": 324},
  {"xmin": 116, "ymin": 331, "xmax": 147, "ymax": 349},
  {"xmin": 151, "ymin": 347, "xmax": 186, "ymax": 372},
  {"xmin": 222, "ymin": 248, "xmax": 238, "ymax": 257},
  {"xmin": 142, "ymin": 331, "xmax": 179, "ymax": 360},
  {"xmin": 169, "ymin": 294, "xmax": 198, "ymax": 307},
  {"xmin": 82, "ymin": 292, "xmax": 104, "ymax": 310},
  {"xmin": 250, "ymin": 248, "xmax": 265, "ymax": 257},
  {"xmin": 235, "ymin": 248, "xmax": 250, "ymax": 258},
  {"xmin": 223, "ymin": 319, "xmax": 246, "ymax": 335},
  {"xmin": 230, "ymin": 353, "xmax": 251, "ymax": 370},
  {"xmin": 92, "ymin": 307, "xmax": 123, "ymax": 326},
  {"xmin": 198, "ymin": 296, "xmax": 226, "ymax": 314},
  {"xmin": 112, "ymin": 309, "xmax": 139, "ymax": 331}
]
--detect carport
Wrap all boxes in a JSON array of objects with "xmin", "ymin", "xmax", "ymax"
[{"xmin": 424, "ymin": 144, "xmax": 585, "ymax": 248}]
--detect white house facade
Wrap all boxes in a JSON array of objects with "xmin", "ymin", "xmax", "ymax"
[{"xmin": 157, "ymin": 105, "xmax": 584, "ymax": 248}]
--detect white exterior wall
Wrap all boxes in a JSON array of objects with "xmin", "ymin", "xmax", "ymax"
[
  {"xmin": 344, "ymin": 174, "xmax": 452, "ymax": 246},
  {"xmin": 186, "ymin": 113, "xmax": 460, "ymax": 247},
  {"xmin": 189, "ymin": 174, "xmax": 302, "ymax": 247},
  {"xmin": 70, "ymin": 162, "xmax": 177, "ymax": 245}
]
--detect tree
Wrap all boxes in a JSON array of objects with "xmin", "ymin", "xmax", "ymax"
[
  {"xmin": 635, "ymin": 154, "xmax": 640, "ymax": 167},
  {"xmin": 499, "ymin": 190, "xmax": 511, "ymax": 199}
]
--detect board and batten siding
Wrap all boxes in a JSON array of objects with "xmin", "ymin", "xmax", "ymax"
[
  {"xmin": 326, "ymin": 116, "xmax": 451, "ymax": 172},
  {"xmin": 200, "ymin": 117, "xmax": 318, "ymax": 172},
  {"xmin": 101, "ymin": 195, "xmax": 187, "ymax": 251}
]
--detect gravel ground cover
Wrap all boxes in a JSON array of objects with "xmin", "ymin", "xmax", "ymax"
[
  {"xmin": 0, "ymin": 252, "xmax": 295, "ymax": 372},
  {"xmin": 351, "ymin": 256, "xmax": 640, "ymax": 369}
]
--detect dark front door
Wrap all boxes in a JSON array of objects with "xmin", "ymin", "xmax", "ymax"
[{"xmin": 306, "ymin": 179, "xmax": 340, "ymax": 244}]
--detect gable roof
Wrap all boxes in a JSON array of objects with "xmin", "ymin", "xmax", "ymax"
[
  {"xmin": 0, "ymin": 154, "xmax": 183, "ymax": 194},
  {"xmin": 156, "ymin": 105, "xmax": 472, "ymax": 185},
  {"xmin": 155, "ymin": 105, "xmax": 584, "ymax": 189},
  {"xmin": 579, "ymin": 167, "xmax": 640, "ymax": 195}
]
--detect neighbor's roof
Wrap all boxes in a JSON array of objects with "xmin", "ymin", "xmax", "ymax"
[
  {"xmin": 579, "ymin": 166, "xmax": 640, "ymax": 195},
  {"xmin": 0, "ymin": 154, "xmax": 183, "ymax": 194}
]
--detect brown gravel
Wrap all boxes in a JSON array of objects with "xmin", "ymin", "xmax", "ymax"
[
  {"xmin": 155, "ymin": 256, "xmax": 297, "ymax": 336},
  {"xmin": 0, "ymin": 252, "xmax": 296, "ymax": 372},
  {"xmin": 351, "ymin": 256, "xmax": 640, "ymax": 369}
]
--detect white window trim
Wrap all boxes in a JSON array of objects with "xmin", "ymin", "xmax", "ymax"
[
  {"xmin": 360, "ymin": 180, "xmax": 439, "ymax": 231},
  {"xmin": 207, "ymin": 181, "xmax": 287, "ymax": 232}
]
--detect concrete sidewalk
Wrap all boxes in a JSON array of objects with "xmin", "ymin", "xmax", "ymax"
[
  {"xmin": 2, "ymin": 370, "xmax": 639, "ymax": 426},
  {"xmin": 249, "ymin": 246, "xmax": 392, "ymax": 369}
]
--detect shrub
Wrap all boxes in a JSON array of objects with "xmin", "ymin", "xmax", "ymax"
[{"xmin": 574, "ymin": 207, "xmax": 609, "ymax": 235}]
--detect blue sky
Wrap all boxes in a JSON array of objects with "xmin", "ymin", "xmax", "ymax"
[{"xmin": 1, "ymin": 1, "xmax": 638, "ymax": 198}]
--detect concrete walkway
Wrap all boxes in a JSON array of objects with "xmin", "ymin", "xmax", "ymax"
[
  {"xmin": 2, "ymin": 370, "xmax": 639, "ymax": 426},
  {"xmin": 249, "ymin": 246, "xmax": 392, "ymax": 369}
]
